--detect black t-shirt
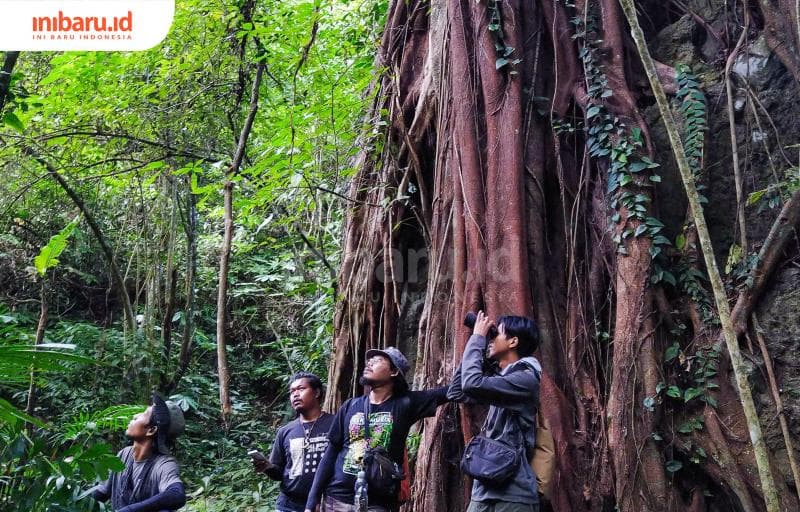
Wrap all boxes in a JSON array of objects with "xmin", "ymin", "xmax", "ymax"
[
  {"xmin": 307, "ymin": 388, "xmax": 448, "ymax": 509},
  {"xmin": 268, "ymin": 412, "xmax": 334, "ymax": 511}
]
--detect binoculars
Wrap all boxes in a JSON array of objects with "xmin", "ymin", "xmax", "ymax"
[{"xmin": 463, "ymin": 311, "xmax": 498, "ymax": 339}]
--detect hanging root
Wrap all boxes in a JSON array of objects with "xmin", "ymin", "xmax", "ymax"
[{"xmin": 732, "ymin": 189, "xmax": 800, "ymax": 335}]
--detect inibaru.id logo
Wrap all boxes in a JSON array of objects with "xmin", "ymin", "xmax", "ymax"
[{"xmin": 1, "ymin": 1, "xmax": 174, "ymax": 51}]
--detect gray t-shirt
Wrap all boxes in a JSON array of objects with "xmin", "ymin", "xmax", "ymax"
[{"xmin": 93, "ymin": 446, "xmax": 182, "ymax": 508}]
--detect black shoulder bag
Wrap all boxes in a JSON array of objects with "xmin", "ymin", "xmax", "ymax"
[
  {"xmin": 362, "ymin": 398, "xmax": 405, "ymax": 498},
  {"xmin": 460, "ymin": 413, "xmax": 521, "ymax": 486}
]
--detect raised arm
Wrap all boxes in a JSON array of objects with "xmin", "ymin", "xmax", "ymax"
[{"xmin": 460, "ymin": 334, "xmax": 539, "ymax": 410}]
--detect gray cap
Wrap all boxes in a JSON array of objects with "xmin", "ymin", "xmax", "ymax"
[
  {"xmin": 151, "ymin": 394, "xmax": 185, "ymax": 454},
  {"xmin": 163, "ymin": 400, "xmax": 185, "ymax": 436},
  {"xmin": 365, "ymin": 346, "xmax": 410, "ymax": 379}
]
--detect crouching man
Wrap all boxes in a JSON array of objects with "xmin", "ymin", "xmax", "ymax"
[{"xmin": 90, "ymin": 393, "xmax": 186, "ymax": 511}]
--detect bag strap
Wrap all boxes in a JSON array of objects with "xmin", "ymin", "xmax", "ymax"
[
  {"xmin": 130, "ymin": 454, "xmax": 159, "ymax": 503},
  {"xmin": 478, "ymin": 408, "xmax": 491, "ymax": 434},
  {"xmin": 363, "ymin": 396, "xmax": 371, "ymax": 444}
]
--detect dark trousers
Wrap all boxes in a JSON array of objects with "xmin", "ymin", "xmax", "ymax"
[
  {"xmin": 322, "ymin": 495, "xmax": 392, "ymax": 512},
  {"xmin": 467, "ymin": 500, "xmax": 540, "ymax": 512}
]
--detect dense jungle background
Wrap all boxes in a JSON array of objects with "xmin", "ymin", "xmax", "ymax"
[{"xmin": 1, "ymin": 0, "xmax": 800, "ymax": 510}]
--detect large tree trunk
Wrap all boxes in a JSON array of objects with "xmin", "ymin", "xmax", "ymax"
[{"xmin": 327, "ymin": 0, "xmax": 800, "ymax": 510}]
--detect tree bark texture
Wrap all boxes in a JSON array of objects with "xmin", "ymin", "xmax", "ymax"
[
  {"xmin": 0, "ymin": 51, "xmax": 20, "ymax": 114},
  {"xmin": 619, "ymin": 0, "xmax": 780, "ymax": 506},
  {"xmin": 216, "ymin": 178, "xmax": 234, "ymax": 421},
  {"xmin": 326, "ymin": 0, "xmax": 800, "ymax": 510}
]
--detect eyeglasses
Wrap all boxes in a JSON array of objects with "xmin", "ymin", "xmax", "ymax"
[{"xmin": 365, "ymin": 355, "xmax": 390, "ymax": 366}]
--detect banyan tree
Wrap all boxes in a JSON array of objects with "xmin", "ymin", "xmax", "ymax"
[{"xmin": 323, "ymin": 0, "xmax": 800, "ymax": 510}]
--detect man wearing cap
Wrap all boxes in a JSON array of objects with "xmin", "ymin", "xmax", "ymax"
[
  {"xmin": 89, "ymin": 393, "xmax": 187, "ymax": 511},
  {"xmin": 251, "ymin": 371, "xmax": 334, "ymax": 512},
  {"xmin": 304, "ymin": 346, "xmax": 449, "ymax": 512}
]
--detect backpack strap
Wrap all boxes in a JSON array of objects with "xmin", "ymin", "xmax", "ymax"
[{"xmin": 508, "ymin": 358, "xmax": 542, "ymax": 458}]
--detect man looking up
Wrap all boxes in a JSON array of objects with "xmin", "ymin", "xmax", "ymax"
[
  {"xmin": 90, "ymin": 393, "xmax": 186, "ymax": 511},
  {"xmin": 304, "ymin": 347, "xmax": 449, "ymax": 512},
  {"xmin": 252, "ymin": 371, "xmax": 334, "ymax": 512},
  {"xmin": 448, "ymin": 311, "xmax": 542, "ymax": 512}
]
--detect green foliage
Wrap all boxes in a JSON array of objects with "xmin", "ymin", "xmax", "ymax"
[
  {"xmin": 665, "ymin": 459, "xmax": 683, "ymax": 473},
  {"xmin": 677, "ymin": 416, "xmax": 704, "ymax": 434},
  {"xmin": 0, "ymin": 422, "xmax": 124, "ymax": 512},
  {"xmin": 746, "ymin": 144, "xmax": 799, "ymax": 211},
  {"xmin": 0, "ymin": 311, "xmax": 131, "ymax": 511},
  {"xmin": 677, "ymin": 262, "xmax": 716, "ymax": 325},
  {"xmin": 0, "ymin": 0, "xmax": 384, "ymax": 507},
  {"xmin": 62, "ymin": 405, "xmax": 146, "ymax": 440},
  {"xmin": 3, "ymin": 111, "xmax": 24, "ymax": 133},
  {"xmin": 648, "ymin": 337, "xmax": 721, "ymax": 470},
  {"xmin": 0, "ymin": 344, "xmax": 94, "ymax": 387},
  {"xmin": 658, "ymin": 341, "xmax": 721, "ymax": 409},
  {"xmin": 726, "ymin": 249, "xmax": 759, "ymax": 287},
  {"xmin": 676, "ymin": 65, "xmax": 708, "ymax": 191},
  {"xmin": 33, "ymin": 216, "xmax": 80, "ymax": 278},
  {"xmin": 0, "ymin": 313, "xmax": 94, "ymax": 427}
]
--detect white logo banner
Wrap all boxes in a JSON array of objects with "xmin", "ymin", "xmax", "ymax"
[{"xmin": 0, "ymin": 0, "xmax": 174, "ymax": 51}]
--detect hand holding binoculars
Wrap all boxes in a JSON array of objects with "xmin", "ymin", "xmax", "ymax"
[{"xmin": 463, "ymin": 311, "xmax": 498, "ymax": 339}]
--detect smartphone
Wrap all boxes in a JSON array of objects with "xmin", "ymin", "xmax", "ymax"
[{"xmin": 248, "ymin": 449, "xmax": 268, "ymax": 462}]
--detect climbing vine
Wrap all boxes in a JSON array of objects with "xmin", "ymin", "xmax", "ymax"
[
  {"xmin": 572, "ymin": 12, "xmax": 669, "ymax": 262},
  {"xmin": 676, "ymin": 66, "xmax": 707, "ymax": 183},
  {"xmin": 486, "ymin": 0, "xmax": 520, "ymax": 72},
  {"xmin": 675, "ymin": 66, "xmax": 716, "ymax": 325}
]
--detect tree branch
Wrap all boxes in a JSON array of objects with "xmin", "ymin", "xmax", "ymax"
[
  {"xmin": 25, "ymin": 148, "xmax": 136, "ymax": 332},
  {"xmin": 217, "ymin": 60, "xmax": 265, "ymax": 422},
  {"xmin": 36, "ymin": 130, "xmax": 221, "ymax": 162},
  {"xmin": 732, "ymin": 189, "xmax": 800, "ymax": 334}
]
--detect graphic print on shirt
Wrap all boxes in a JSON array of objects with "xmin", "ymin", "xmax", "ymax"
[
  {"xmin": 342, "ymin": 412, "xmax": 393, "ymax": 475},
  {"xmin": 288, "ymin": 435, "xmax": 329, "ymax": 479}
]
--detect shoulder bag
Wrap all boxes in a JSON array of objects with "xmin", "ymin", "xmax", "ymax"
[
  {"xmin": 362, "ymin": 398, "xmax": 405, "ymax": 498},
  {"xmin": 460, "ymin": 413, "xmax": 520, "ymax": 486}
]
